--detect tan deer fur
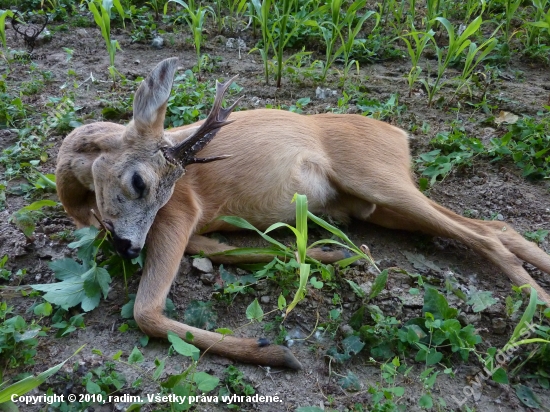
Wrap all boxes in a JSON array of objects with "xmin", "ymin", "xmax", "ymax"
[{"xmin": 56, "ymin": 58, "xmax": 550, "ymax": 370}]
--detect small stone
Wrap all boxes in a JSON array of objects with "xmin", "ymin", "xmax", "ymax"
[
  {"xmin": 151, "ymin": 35, "xmax": 163, "ymax": 49},
  {"xmin": 134, "ymin": 59, "xmax": 140, "ymax": 65},
  {"xmin": 359, "ymin": 282, "xmax": 372, "ymax": 296},
  {"xmin": 492, "ymin": 318, "xmax": 507, "ymax": 334},
  {"xmin": 485, "ymin": 303, "xmax": 505, "ymax": 315},
  {"xmin": 496, "ymin": 213, "xmax": 504, "ymax": 221},
  {"xmin": 340, "ymin": 324, "xmax": 354, "ymax": 336},
  {"xmin": 468, "ymin": 209, "xmax": 480, "ymax": 218},
  {"xmin": 315, "ymin": 87, "xmax": 337, "ymax": 100},
  {"xmin": 192, "ymin": 257, "xmax": 213, "ymax": 273},
  {"xmin": 213, "ymin": 34, "xmax": 227, "ymax": 44},
  {"xmin": 260, "ymin": 296, "xmax": 270, "ymax": 304},
  {"xmin": 399, "ymin": 293, "xmax": 424, "ymax": 308},
  {"xmin": 200, "ymin": 273, "xmax": 215, "ymax": 285},
  {"xmin": 458, "ymin": 312, "xmax": 481, "ymax": 325}
]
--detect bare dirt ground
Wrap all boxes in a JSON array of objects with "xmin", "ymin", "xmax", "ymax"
[{"xmin": 1, "ymin": 10, "xmax": 550, "ymax": 412}]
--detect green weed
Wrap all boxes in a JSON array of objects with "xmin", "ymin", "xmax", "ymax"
[
  {"xmin": 88, "ymin": 0, "xmax": 124, "ymax": 81},
  {"xmin": 489, "ymin": 113, "xmax": 550, "ymax": 178},
  {"xmin": 524, "ymin": 229, "xmax": 549, "ymax": 244},
  {"xmin": 416, "ymin": 124, "xmax": 485, "ymax": 188},
  {"xmin": 0, "ymin": 301, "xmax": 48, "ymax": 378},
  {"xmin": 168, "ymin": 0, "xmax": 214, "ymax": 78},
  {"xmin": 32, "ymin": 225, "xmax": 143, "ymax": 312}
]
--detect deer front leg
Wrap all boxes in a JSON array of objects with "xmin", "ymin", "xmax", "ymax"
[{"xmin": 133, "ymin": 200, "xmax": 302, "ymax": 369}]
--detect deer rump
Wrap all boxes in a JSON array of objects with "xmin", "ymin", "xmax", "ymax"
[{"xmin": 56, "ymin": 58, "xmax": 550, "ymax": 371}]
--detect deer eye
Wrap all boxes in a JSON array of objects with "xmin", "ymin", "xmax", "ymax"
[{"xmin": 132, "ymin": 173, "xmax": 146, "ymax": 197}]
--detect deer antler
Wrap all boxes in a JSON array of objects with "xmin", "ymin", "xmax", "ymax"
[
  {"xmin": 11, "ymin": 14, "xmax": 49, "ymax": 52},
  {"xmin": 162, "ymin": 75, "xmax": 241, "ymax": 168}
]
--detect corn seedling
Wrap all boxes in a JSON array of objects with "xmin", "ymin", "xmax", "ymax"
[
  {"xmin": 213, "ymin": 193, "xmax": 380, "ymax": 317},
  {"xmin": 309, "ymin": 0, "xmax": 376, "ymax": 82},
  {"xmin": 0, "ymin": 345, "xmax": 85, "ymax": 408},
  {"xmin": 464, "ymin": 0, "xmax": 486, "ymax": 23},
  {"xmin": 454, "ymin": 27, "xmax": 499, "ymax": 98},
  {"xmin": 401, "ymin": 25, "xmax": 435, "ymax": 97},
  {"xmin": 335, "ymin": 4, "xmax": 379, "ymax": 81},
  {"xmin": 426, "ymin": 0, "xmax": 445, "ymax": 25},
  {"xmin": 251, "ymin": 0, "xmax": 273, "ymax": 85},
  {"xmin": 503, "ymin": 0, "xmax": 522, "ymax": 42},
  {"xmin": 88, "ymin": 0, "xmax": 123, "ymax": 82},
  {"xmin": 252, "ymin": 0, "xmax": 323, "ymax": 87},
  {"xmin": 0, "ymin": 9, "xmax": 13, "ymax": 53},
  {"xmin": 408, "ymin": 0, "xmax": 417, "ymax": 22},
  {"xmin": 273, "ymin": 0, "xmax": 293, "ymax": 88},
  {"xmin": 148, "ymin": 0, "xmax": 168, "ymax": 21},
  {"xmin": 168, "ymin": 0, "xmax": 214, "ymax": 79},
  {"xmin": 214, "ymin": 0, "xmax": 224, "ymax": 32},
  {"xmin": 219, "ymin": 0, "xmax": 249, "ymax": 33},
  {"xmin": 421, "ymin": 16, "xmax": 491, "ymax": 106},
  {"xmin": 528, "ymin": 0, "xmax": 550, "ymax": 40},
  {"xmin": 524, "ymin": 0, "xmax": 550, "ymax": 47},
  {"xmin": 308, "ymin": 0, "xmax": 343, "ymax": 82}
]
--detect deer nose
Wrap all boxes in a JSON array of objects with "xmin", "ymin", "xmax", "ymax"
[{"xmin": 112, "ymin": 234, "xmax": 141, "ymax": 259}]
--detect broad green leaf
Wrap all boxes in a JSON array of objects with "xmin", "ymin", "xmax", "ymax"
[
  {"xmin": 33, "ymin": 302, "xmax": 52, "ymax": 316},
  {"xmin": 342, "ymin": 335, "xmax": 365, "ymax": 355},
  {"xmin": 49, "ymin": 258, "xmax": 87, "ymax": 280},
  {"xmin": 338, "ymin": 371, "xmax": 361, "ymax": 391},
  {"xmin": 33, "ymin": 277, "xmax": 88, "ymax": 310},
  {"xmin": 245, "ymin": 298, "xmax": 264, "ymax": 322},
  {"xmin": 168, "ymin": 331, "xmax": 200, "ymax": 360},
  {"xmin": 309, "ymin": 276, "xmax": 323, "ymax": 289},
  {"xmin": 11, "ymin": 211, "xmax": 35, "ymax": 237},
  {"xmin": 86, "ymin": 380, "xmax": 101, "ymax": 394},
  {"xmin": 370, "ymin": 269, "xmax": 388, "ymax": 300},
  {"xmin": 21, "ymin": 199, "xmax": 58, "ymax": 211},
  {"xmin": 515, "ymin": 384, "xmax": 543, "ymax": 408},
  {"xmin": 492, "ymin": 367, "xmax": 509, "ymax": 384},
  {"xmin": 68, "ymin": 226, "xmax": 99, "ymax": 261},
  {"xmin": 214, "ymin": 328, "xmax": 233, "ymax": 335},
  {"xmin": 423, "ymin": 288, "xmax": 457, "ymax": 320},
  {"xmin": 128, "ymin": 346, "xmax": 144, "ymax": 364},
  {"xmin": 277, "ymin": 294, "xmax": 286, "ymax": 310},
  {"xmin": 467, "ymin": 289, "xmax": 497, "ymax": 312},
  {"xmin": 193, "ymin": 371, "xmax": 219, "ymax": 392},
  {"xmin": 419, "ymin": 394, "xmax": 433, "ymax": 408}
]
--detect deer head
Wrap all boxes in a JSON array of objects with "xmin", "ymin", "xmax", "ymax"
[{"xmin": 90, "ymin": 58, "xmax": 239, "ymax": 258}]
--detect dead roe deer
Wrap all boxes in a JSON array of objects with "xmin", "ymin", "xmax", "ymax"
[{"xmin": 56, "ymin": 58, "xmax": 550, "ymax": 370}]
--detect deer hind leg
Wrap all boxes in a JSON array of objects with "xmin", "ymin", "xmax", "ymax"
[
  {"xmin": 365, "ymin": 191, "xmax": 550, "ymax": 304},
  {"xmin": 432, "ymin": 205, "xmax": 550, "ymax": 276},
  {"xmin": 187, "ymin": 234, "xmax": 350, "ymax": 264}
]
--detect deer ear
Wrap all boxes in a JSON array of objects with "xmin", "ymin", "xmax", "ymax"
[{"xmin": 132, "ymin": 57, "xmax": 179, "ymax": 137}]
